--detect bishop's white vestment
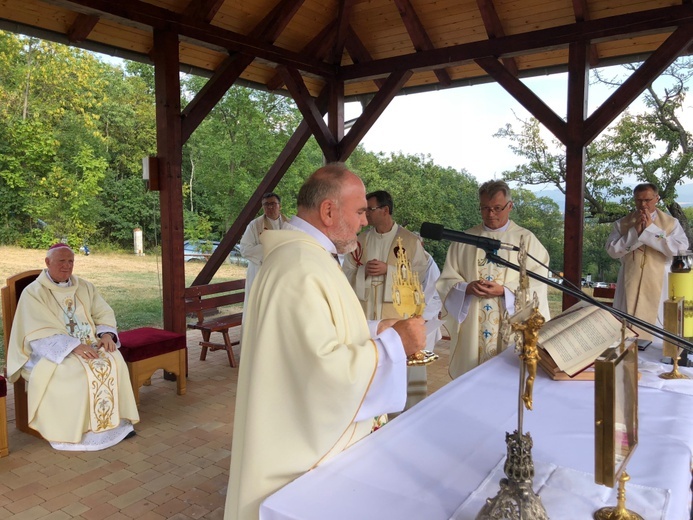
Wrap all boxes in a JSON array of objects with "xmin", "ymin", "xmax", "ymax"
[
  {"xmin": 225, "ymin": 222, "xmax": 407, "ymax": 520},
  {"xmin": 6, "ymin": 270, "xmax": 139, "ymax": 450},
  {"xmin": 437, "ymin": 221, "xmax": 550, "ymax": 379}
]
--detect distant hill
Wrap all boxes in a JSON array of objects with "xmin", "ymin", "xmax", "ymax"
[{"xmin": 524, "ymin": 182, "xmax": 693, "ymax": 212}]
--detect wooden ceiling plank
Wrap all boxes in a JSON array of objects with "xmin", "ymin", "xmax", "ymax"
[
  {"xmin": 475, "ymin": 56, "xmax": 566, "ymax": 143},
  {"xmin": 278, "ymin": 65, "xmax": 338, "ymax": 161},
  {"xmin": 339, "ymin": 69, "xmax": 413, "ymax": 161},
  {"xmin": 182, "ymin": 0, "xmax": 307, "ymax": 142},
  {"xmin": 183, "ymin": 0, "xmax": 226, "ymax": 24},
  {"xmin": 475, "ymin": 0, "xmax": 518, "ymax": 76},
  {"xmin": 393, "ymin": 0, "xmax": 451, "ymax": 85},
  {"xmin": 42, "ymin": 0, "xmax": 334, "ymax": 78},
  {"xmin": 67, "ymin": 13, "xmax": 99, "ymax": 42},
  {"xmin": 585, "ymin": 23, "xmax": 693, "ymax": 143},
  {"xmin": 193, "ymin": 87, "xmax": 331, "ymax": 286},
  {"xmin": 340, "ymin": 4, "xmax": 693, "ymax": 81}
]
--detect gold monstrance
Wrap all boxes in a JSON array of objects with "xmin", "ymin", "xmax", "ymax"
[
  {"xmin": 391, "ymin": 237, "xmax": 439, "ymax": 366},
  {"xmin": 476, "ymin": 236, "xmax": 549, "ymax": 520}
]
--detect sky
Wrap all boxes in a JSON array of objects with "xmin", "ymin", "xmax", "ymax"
[{"xmin": 345, "ymin": 68, "xmax": 693, "ymax": 184}]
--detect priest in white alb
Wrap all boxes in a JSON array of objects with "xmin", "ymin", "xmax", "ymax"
[
  {"xmin": 605, "ymin": 182, "xmax": 689, "ymax": 340},
  {"xmin": 6, "ymin": 244, "xmax": 139, "ymax": 451},
  {"xmin": 437, "ymin": 180, "xmax": 550, "ymax": 379}
]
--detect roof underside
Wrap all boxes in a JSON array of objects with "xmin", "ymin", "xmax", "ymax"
[{"xmin": 1, "ymin": 0, "xmax": 692, "ymax": 101}]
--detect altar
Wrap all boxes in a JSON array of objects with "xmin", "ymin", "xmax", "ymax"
[{"xmin": 261, "ymin": 345, "xmax": 693, "ymax": 519}]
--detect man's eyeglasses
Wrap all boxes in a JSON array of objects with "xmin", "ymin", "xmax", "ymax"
[
  {"xmin": 479, "ymin": 201, "xmax": 512, "ymax": 213},
  {"xmin": 366, "ymin": 205, "xmax": 385, "ymax": 212},
  {"xmin": 262, "ymin": 202, "xmax": 279, "ymax": 208},
  {"xmin": 635, "ymin": 198, "xmax": 656, "ymax": 205}
]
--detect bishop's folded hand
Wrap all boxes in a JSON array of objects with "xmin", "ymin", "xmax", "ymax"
[{"xmin": 392, "ymin": 316, "xmax": 426, "ymax": 357}]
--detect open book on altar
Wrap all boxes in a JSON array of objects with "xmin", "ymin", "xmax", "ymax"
[{"xmin": 536, "ymin": 302, "xmax": 636, "ymax": 380}]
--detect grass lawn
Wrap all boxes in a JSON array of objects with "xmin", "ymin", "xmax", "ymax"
[{"xmin": 0, "ymin": 245, "xmax": 247, "ymax": 365}]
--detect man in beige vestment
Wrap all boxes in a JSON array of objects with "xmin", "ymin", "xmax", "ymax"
[
  {"xmin": 437, "ymin": 180, "xmax": 550, "ymax": 379},
  {"xmin": 6, "ymin": 244, "xmax": 139, "ymax": 451},
  {"xmin": 239, "ymin": 192, "xmax": 289, "ymax": 312},
  {"xmin": 606, "ymin": 183, "xmax": 689, "ymax": 340},
  {"xmin": 343, "ymin": 190, "xmax": 438, "ymax": 409},
  {"xmin": 225, "ymin": 164, "xmax": 425, "ymax": 520}
]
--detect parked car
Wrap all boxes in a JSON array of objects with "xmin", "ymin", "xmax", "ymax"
[
  {"xmin": 592, "ymin": 281, "xmax": 609, "ymax": 289},
  {"xmin": 183, "ymin": 240, "xmax": 248, "ymax": 266}
]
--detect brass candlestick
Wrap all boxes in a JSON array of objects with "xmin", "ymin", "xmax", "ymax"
[
  {"xmin": 593, "ymin": 471, "xmax": 644, "ymax": 520},
  {"xmin": 391, "ymin": 237, "xmax": 438, "ymax": 366}
]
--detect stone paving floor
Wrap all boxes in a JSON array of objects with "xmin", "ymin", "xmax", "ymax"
[{"xmin": 0, "ymin": 331, "xmax": 452, "ymax": 519}]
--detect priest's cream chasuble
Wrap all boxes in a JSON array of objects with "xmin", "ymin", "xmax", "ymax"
[
  {"xmin": 7, "ymin": 270, "xmax": 139, "ymax": 444},
  {"xmin": 437, "ymin": 222, "xmax": 550, "ymax": 379},
  {"xmin": 225, "ymin": 230, "xmax": 379, "ymax": 520}
]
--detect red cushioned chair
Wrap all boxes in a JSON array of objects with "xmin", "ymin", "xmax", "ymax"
[
  {"xmin": 0, "ymin": 375, "xmax": 8, "ymax": 457},
  {"xmin": 118, "ymin": 327, "xmax": 187, "ymax": 405}
]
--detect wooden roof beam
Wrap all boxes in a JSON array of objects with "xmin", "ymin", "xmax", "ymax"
[
  {"xmin": 183, "ymin": 0, "xmax": 225, "ymax": 24},
  {"xmin": 266, "ymin": 20, "xmax": 337, "ymax": 91},
  {"xmin": 67, "ymin": 13, "xmax": 99, "ymax": 42},
  {"xmin": 339, "ymin": 69, "xmax": 413, "ymax": 160},
  {"xmin": 475, "ymin": 56, "xmax": 566, "ymax": 143},
  {"xmin": 571, "ymin": 0, "xmax": 599, "ymax": 67},
  {"xmin": 278, "ymin": 66, "xmax": 339, "ymax": 162},
  {"xmin": 43, "ymin": 0, "xmax": 333, "ymax": 77},
  {"xmin": 475, "ymin": 0, "xmax": 518, "ymax": 76},
  {"xmin": 340, "ymin": 4, "xmax": 693, "ymax": 81},
  {"xmin": 330, "ymin": 0, "xmax": 356, "ymax": 64},
  {"xmin": 344, "ymin": 27, "xmax": 385, "ymax": 89},
  {"xmin": 585, "ymin": 24, "xmax": 693, "ymax": 144},
  {"xmin": 393, "ymin": 0, "xmax": 452, "ymax": 85},
  {"xmin": 182, "ymin": 0, "xmax": 306, "ymax": 142}
]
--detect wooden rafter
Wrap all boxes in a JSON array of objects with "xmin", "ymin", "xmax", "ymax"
[
  {"xmin": 67, "ymin": 13, "xmax": 99, "ymax": 43},
  {"xmin": 278, "ymin": 66, "xmax": 338, "ymax": 161},
  {"xmin": 183, "ymin": 0, "xmax": 225, "ymax": 24},
  {"xmin": 474, "ymin": 57, "xmax": 566, "ymax": 143},
  {"xmin": 266, "ymin": 20, "xmax": 337, "ymax": 91},
  {"xmin": 339, "ymin": 69, "xmax": 414, "ymax": 160},
  {"xmin": 585, "ymin": 24, "xmax": 693, "ymax": 143},
  {"xmin": 181, "ymin": 0, "xmax": 306, "ymax": 143},
  {"xmin": 344, "ymin": 27, "xmax": 385, "ymax": 89},
  {"xmin": 340, "ymin": 4, "xmax": 693, "ymax": 81},
  {"xmin": 42, "ymin": 0, "xmax": 333, "ymax": 77},
  {"xmin": 393, "ymin": 0, "xmax": 451, "ymax": 85},
  {"xmin": 330, "ymin": 0, "xmax": 356, "ymax": 65},
  {"xmin": 475, "ymin": 0, "xmax": 518, "ymax": 77}
]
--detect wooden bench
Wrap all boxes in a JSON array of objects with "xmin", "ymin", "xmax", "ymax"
[
  {"xmin": 593, "ymin": 286, "xmax": 616, "ymax": 307},
  {"xmin": 185, "ymin": 279, "xmax": 245, "ymax": 367}
]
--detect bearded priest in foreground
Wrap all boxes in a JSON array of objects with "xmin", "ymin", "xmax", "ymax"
[
  {"xmin": 6, "ymin": 244, "xmax": 139, "ymax": 451},
  {"xmin": 225, "ymin": 163, "xmax": 426, "ymax": 520}
]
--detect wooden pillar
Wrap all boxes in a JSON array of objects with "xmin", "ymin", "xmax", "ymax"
[
  {"xmin": 328, "ymin": 79, "xmax": 345, "ymax": 158},
  {"xmin": 562, "ymin": 41, "xmax": 589, "ymax": 309},
  {"xmin": 153, "ymin": 29, "xmax": 186, "ymax": 333}
]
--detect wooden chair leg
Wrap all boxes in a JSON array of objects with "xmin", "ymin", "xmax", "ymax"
[
  {"xmin": 0, "ymin": 396, "xmax": 8, "ymax": 457},
  {"xmin": 222, "ymin": 330, "xmax": 237, "ymax": 367},
  {"xmin": 176, "ymin": 350, "xmax": 187, "ymax": 396},
  {"xmin": 200, "ymin": 330, "xmax": 211, "ymax": 360}
]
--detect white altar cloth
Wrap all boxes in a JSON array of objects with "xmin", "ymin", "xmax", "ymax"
[{"xmin": 261, "ymin": 345, "xmax": 693, "ymax": 520}]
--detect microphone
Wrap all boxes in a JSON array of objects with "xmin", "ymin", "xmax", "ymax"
[{"xmin": 419, "ymin": 222, "xmax": 519, "ymax": 252}]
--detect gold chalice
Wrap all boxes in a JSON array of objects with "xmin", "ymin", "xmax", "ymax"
[{"xmin": 392, "ymin": 237, "xmax": 438, "ymax": 366}]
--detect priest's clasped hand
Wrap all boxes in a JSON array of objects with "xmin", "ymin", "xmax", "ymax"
[
  {"xmin": 467, "ymin": 279, "xmax": 504, "ymax": 298},
  {"xmin": 391, "ymin": 316, "xmax": 426, "ymax": 357}
]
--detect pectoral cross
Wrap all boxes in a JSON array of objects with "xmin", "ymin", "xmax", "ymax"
[{"xmin": 68, "ymin": 317, "xmax": 77, "ymax": 334}]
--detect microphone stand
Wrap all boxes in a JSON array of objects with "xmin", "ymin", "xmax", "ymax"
[{"xmin": 484, "ymin": 251, "xmax": 693, "ymax": 355}]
